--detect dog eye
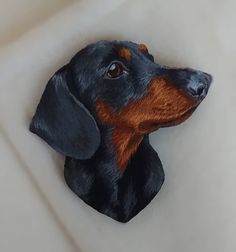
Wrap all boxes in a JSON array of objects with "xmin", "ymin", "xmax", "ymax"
[{"xmin": 107, "ymin": 62, "xmax": 124, "ymax": 78}]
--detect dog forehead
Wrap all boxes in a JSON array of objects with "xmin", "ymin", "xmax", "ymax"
[
  {"xmin": 89, "ymin": 40, "xmax": 139, "ymax": 56},
  {"xmin": 71, "ymin": 40, "xmax": 152, "ymax": 73}
]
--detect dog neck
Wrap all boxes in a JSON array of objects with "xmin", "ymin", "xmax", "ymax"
[
  {"xmin": 64, "ymin": 127, "xmax": 164, "ymax": 223},
  {"xmin": 111, "ymin": 128, "xmax": 144, "ymax": 171},
  {"xmin": 95, "ymin": 100, "xmax": 147, "ymax": 172},
  {"xmin": 98, "ymin": 125, "xmax": 144, "ymax": 172}
]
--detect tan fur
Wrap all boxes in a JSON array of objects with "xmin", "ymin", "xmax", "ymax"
[
  {"xmin": 138, "ymin": 44, "xmax": 149, "ymax": 53},
  {"xmin": 119, "ymin": 47, "xmax": 132, "ymax": 61},
  {"xmin": 96, "ymin": 78, "xmax": 198, "ymax": 171},
  {"xmin": 112, "ymin": 129, "xmax": 143, "ymax": 171}
]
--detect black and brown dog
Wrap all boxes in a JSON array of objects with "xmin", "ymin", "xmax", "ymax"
[{"xmin": 30, "ymin": 40, "xmax": 212, "ymax": 223}]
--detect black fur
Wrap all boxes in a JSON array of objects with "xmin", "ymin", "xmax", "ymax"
[{"xmin": 30, "ymin": 40, "xmax": 211, "ymax": 223}]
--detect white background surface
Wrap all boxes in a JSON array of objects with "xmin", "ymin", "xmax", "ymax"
[{"xmin": 0, "ymin": 0, "xmax": 235, "ymax": 251}]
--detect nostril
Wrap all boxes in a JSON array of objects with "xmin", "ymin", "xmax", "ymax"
[
  {"xmin": 188, "ymin": 87, "xmax": 198, "ymax": 97},
  {"xmin": 196, "ymin": 84, "xmax": 206, "ymax": 97},
  {"xmin": 187, "ymin": 83, "xmax": 207, "ymax": 98}
]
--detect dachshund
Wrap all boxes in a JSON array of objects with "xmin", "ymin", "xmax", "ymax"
[{"xmin": 30, "ymin": 40, "xmax": 212, "ymax": 223}]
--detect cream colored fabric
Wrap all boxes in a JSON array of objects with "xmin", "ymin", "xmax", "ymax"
[{"xmin": 0, "ymin": 0, "xmax": 235, "ymax": 251}]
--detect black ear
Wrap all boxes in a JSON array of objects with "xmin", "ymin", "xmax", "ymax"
[{"xmin": 30, "ymin": 66, "xmax": 101, "ymax": 159}]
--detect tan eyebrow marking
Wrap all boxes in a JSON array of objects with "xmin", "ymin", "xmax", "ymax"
[
  {"xmin": 138, "ymin": 44, "xmax": 149, "ymax": 53},
  {"xmin": 119, "ymin": 47, "xmax": 132, "ymax": 61}
]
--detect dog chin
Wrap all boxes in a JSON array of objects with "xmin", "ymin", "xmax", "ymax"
[
  {"xmin": 160, "ymin": 106, "xmax": 198, "ymax": 128},
  {"xmin": 138, "ymin": 106, "xmax": 198, "ymax": 132}
]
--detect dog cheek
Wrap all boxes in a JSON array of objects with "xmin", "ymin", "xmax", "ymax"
[
  {"xmin": 123, "ymin": 78, "xmax": 197, "ymax": 133},
  {"xmin": 149, "ymin": 79, "xmax": 196, "ymax": 114}
]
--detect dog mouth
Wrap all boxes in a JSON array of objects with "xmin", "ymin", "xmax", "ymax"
[
  {"xmin": 138, "ymin": 106, "xmax": 197, "ymax": 133},
  {"xmin": 160, "ymin": 106, "xmax": 197, "ymax": 127}
]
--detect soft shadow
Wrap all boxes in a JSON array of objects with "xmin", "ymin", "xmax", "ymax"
[
  {"xmin": 0, "ymin": 0, "xmax": 76, "ymax": 47},
  {"xmin": 0, "ymin": 126, "xmax": 81, "ymax": 252}
]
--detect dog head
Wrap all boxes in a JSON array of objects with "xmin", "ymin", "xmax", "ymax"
[{"xmin": 30, "ymin": 40, "xmax": 212, "ymax": 161}]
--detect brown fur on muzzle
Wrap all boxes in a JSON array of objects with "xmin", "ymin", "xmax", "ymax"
[{"xmin": 96, "ymin": 78, "xmax": 198, "ymax": 171}]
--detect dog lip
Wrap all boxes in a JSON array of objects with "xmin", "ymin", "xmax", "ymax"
[
  {"xmin": 160, "ymin": 106, "xmax": 198, "ymax": 127},
  {"xmin": 138, "ymin": 106, "xmax": 198, "ymax": 132}
]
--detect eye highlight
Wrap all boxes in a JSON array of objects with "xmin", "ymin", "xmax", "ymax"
[{"xmin": 106, "ymin": 62, "xmax": 126, "ymax": 79}]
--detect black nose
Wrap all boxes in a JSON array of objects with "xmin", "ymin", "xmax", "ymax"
[
  {"xmin": 185, "ymin": 72, "xmax": 212, "ymax": 99},
  {"xmin": 168, "ymin": 68, "xmax": 212, "ymax": 99}
]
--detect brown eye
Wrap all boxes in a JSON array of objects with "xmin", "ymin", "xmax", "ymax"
[{"xmin": 107, "ymin": 62, "xmax": 124, "ymax": 78}]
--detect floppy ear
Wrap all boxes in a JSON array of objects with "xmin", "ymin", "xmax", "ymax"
[{"xmin": 30, "ymin": 66, "xmax": 101, "ymax": 159}]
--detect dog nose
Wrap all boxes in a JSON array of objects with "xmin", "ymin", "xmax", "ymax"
[
  {"xmin": 188, "ymin": 83, "xmax": 207, "ymax": 97},
  {"xmin": 186, "ymin": 72, "xmax": 212, "ymax": 98},
  {"xmin": 168, "ymin": 68, "xmax": 212, "ymax": 100}
]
